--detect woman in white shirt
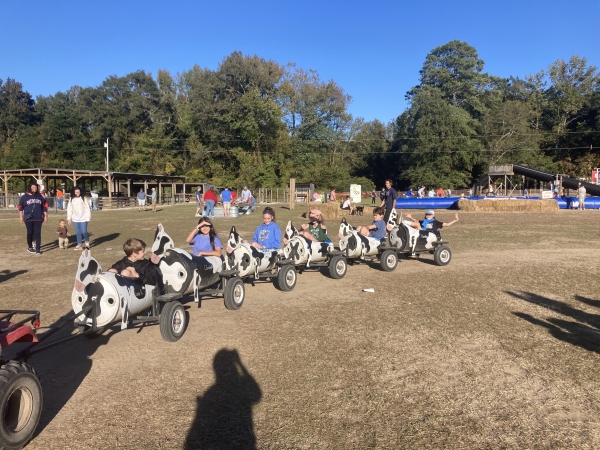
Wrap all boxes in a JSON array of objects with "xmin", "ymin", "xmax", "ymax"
[{"xmin": 67, "ymin": 186, "xmax": 91, "ymax": 250}]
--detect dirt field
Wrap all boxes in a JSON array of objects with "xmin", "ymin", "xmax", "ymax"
[{"xmin": 1, "ymin": 204, "xmax": 600, "ymax": 449}]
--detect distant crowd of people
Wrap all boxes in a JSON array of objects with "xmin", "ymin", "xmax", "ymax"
[{"xmin": 195, "ymin": 186, "xmax": 256, "ymax": 219}]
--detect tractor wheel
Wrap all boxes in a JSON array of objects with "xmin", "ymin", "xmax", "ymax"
[
  {"xmin": 328, "ymin": 255, "xmax": 347, "ymax": 279},
  {"xmin": 273, "ymin": 265, "xmax": 297, "ymax": 292},
  {"xmin": 0, "ymin": 361, "xmax": 42, "ymax": 450},
  {"xmin": 380, "ymin": 250, "xmax": 398, "ymax": 272},
  {"xmin": 159, "ymin": 301, "xmax": 187, "ymax": 342},
  {"xmin": 434, "ymin": 246, "xmax": 452, "ymax": 266},
  {"xmin": 224, "ymin": 277, "xmax": 245, "ymax": 310}
]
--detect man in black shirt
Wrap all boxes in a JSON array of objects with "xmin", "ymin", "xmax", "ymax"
[{"xmin": 379, "ymin": 179, "xmax": 398, "ymax": 224}]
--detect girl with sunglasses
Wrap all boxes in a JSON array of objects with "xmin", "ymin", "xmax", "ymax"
[{"xmin": 186, "ymin": 217, "xmax": 223, "ymax": 261}]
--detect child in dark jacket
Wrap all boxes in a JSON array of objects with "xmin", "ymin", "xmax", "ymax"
[{"xmin": 108, "ymin": 238, "xmax": 158, "ymax": 286}]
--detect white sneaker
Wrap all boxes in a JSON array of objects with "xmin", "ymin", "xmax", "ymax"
[{"xmin": 195, "ymin": 214, "xmax": 200, "ymax": 217}]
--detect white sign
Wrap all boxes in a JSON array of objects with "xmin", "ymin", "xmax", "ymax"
[
  {"xmin": 541, "ymin": 190, "xmax": 554, "ymax": 199},
  {"xmin": 350, "ymin": 184, "xmax": 361, "ymax": 203}
]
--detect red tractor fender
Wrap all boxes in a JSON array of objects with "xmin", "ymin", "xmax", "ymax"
[{"xmin": 0, "ymin": 322, "xmax": 39, "ymax": 349}]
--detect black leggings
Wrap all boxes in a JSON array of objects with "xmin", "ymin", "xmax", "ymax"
[{"xmin": 25, "ymin": 220, "xmax": 43, "ymax": 252}]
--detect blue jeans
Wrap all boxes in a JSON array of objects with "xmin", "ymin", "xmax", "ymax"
[
  {"xmin": 205, "ymin": 200, "xmax": 215, "ymax": 217},
  {"xmin": 73, "ymin": 221, "xmax": 89, "ymax": 245},
  {"xmin": 57, "ymin": 197, "xmax": 64, "ymax": 209}
]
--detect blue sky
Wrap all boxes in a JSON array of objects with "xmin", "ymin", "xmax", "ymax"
[{"xmin": 2, "ymin": 0, "xmax": 599, "ymax": 123}]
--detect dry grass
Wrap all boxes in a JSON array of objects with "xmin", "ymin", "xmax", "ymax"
[
  {"xmin": 2, "ymin": 205, "xmax": 600, "ymax": 449},
  {"xmin": 458, "ymin": 198, "xmax": 559, "ymax": 212}
]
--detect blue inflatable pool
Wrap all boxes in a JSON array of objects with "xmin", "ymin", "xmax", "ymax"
[{"xmin": 394, "ymin": 196, "xmax": 600, "ymax": 210}]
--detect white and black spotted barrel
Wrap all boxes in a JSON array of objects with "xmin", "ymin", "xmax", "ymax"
[{"xmin": 71, "ymin": 272, "xmax": 154, "ymax": 327}]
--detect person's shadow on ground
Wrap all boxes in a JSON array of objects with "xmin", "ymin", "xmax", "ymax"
[{"xmin": 185, "ymin": 349, "xmax": 262, "ymax": 450}]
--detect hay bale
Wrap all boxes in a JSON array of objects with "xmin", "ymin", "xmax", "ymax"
[
  {"xmin": 457, "ymin": 198, "xmax": 559, "ymax": 212},
  {"xmin": 306, "ymin": 201, "xmax": 349, "ymax": 218}
]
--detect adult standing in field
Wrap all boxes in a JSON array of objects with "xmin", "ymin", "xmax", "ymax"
[
  {"xmin": 195, "ymin": 186, "xmax": 203, "ymax": 217},
  {"xmin": 230, "ymin": 188, "xmax": 237, "ymax": 204},
  {"xmin": 371, "ymin": 190, "xmax": 376, "ymax": 204},
  {"xmin": 379, "ymin": 179, "xmax": 397, "ymax": 223},
  {"xmin": 90, "ymin": 188, "xmax": 99, "ymax": 211},
  {"xmin": 330, "ymin": 189, "xmax": 336, "ymax": 202},
  {"xmin": 67, "ymin": 186, "xmax": 91, "ymax": 250},
  {"xmin": 56, "ymin": 187, "xmax": 64, "ymax": 210},
  {"xmin": 241, "ymin": 186, "xmax": 252, "ymax": 204},
  {"xmin": 578, "ymin": 182, "xmax": 586, "ymax": 210},
  {"xmin": 137, "ymin": 188, "xmax": 146, "ymax": 212},
  {"xmin": 18, "ymin": 182, "xmax": 48, "ymax": 255},
  {"xmin": 204, "ymin": 187, "xmax": 217, "ymax": 218},
  {"xmin": 221, "ymin": 187, "xmax": 232, "ymax": 218},
  {"xmin": 151, "ymin": 187, "xmax": 157, "ymax": 212}
]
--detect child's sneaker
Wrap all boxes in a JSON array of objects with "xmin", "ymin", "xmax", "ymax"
[
  {"xmin": 74, "ymin": 245, "xmax": 82, "ymax": 250},
  {"xmin": 27, "ymin": 247, "xmax": 36, "ymax": 254}
]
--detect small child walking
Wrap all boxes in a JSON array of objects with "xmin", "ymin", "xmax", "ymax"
[{"xmin": 56, "ymin": 219, "xmax": 71, "ymax": 249}]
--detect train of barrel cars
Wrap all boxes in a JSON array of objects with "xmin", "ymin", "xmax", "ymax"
[
  {"xmin": 0, "ymin": 208, "xmax": 453, "ymax": 449},
  {"xmin": 71, "ymin": 208, "xmax": 453, "ymax": 342}
]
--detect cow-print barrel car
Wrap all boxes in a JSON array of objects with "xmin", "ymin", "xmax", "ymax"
[
  {"xmin": 282, "ymin": 221, "xmax": 347, "ymax": 279},
  {"xmin": 387, "ymin": 211, "xmax": 452, "ymax": 266},
  {"xmin": 71, "ymin": 248, "xmax": 187, "ymax": 342},
  {"xmin": 337, "ymin": 210, "xmax": 400, "ymax": 272},
  {"xmin": 225, "ymin": 226, "xmax": 297, "ymax": 291},
  {"xmin": 151, "ymin": 223, "xmax": 246, "ymax": 310}
]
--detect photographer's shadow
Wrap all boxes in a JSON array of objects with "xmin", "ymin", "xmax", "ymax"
[{"xmin": 185, "ymin": 349, "xmax": 262, "ymax": 450}]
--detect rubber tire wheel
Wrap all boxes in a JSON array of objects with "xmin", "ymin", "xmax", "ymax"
[
  {"xmin": 159, "ymin": 300, "xmax": 187, "ymax": 342},
  {"xmin": 380, "ymin": 250, "xmax": 398, "ymax": 272},
  {"xmin": 274, "ymin": 265, "xmax": 297, "ymax": 292},
  {"xmin": 0, "ymin": 361, "xmax": 43, "ymax": 450},
  {"xmin": 224, "ymin": 277, "xmax": 245, "ymax": 310},
  {"xmin": 434, "ymin": 245, "xmax": 452, "ymax": 266},
  {"xmin": 328, "ymin": 255, "xmax": 347, "ymax": 279}
]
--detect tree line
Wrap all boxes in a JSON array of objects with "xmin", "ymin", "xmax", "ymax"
[{"xmin": 1, "ymin": 41, "xmax": 598, "ymax": 191}]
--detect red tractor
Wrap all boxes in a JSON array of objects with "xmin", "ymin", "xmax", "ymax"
[{"xmin": 0, "ymin": 310, "xmax": 43, "ymax": 450}]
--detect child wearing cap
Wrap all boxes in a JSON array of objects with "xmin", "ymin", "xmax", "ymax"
[
  {"xmin": 356, "ymin": 207, "xmax": 386, "ymax": 239},
  {"xmin": 405, "ymin": 210, "xmax": 459, "ymax": 231}
]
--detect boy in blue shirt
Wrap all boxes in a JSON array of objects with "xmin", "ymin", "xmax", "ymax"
[
  {"xmin": 251, "ymin": 207, "xmax": 281, "ymax": 252},
  {"xmin": 355, "ymin": 207, "xmax": 386, "ymax": 239}
]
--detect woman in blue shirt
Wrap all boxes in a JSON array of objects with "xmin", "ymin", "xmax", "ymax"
[
  {"xmin": 251, "ymin": 207, "xmax": 281, "ymax": 252},
  {"xmin": 186, "ymin": 217, "xmax": 223, "ymax": 258}
]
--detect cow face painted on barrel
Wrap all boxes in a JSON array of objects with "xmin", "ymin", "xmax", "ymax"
[{"xmin": 151, "ymin": 223, "xmax": 196, "ymax": 295}]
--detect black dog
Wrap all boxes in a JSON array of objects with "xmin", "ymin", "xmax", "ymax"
[{"xmin": 356, "ymin": 206, "xmax": 364, "ymax": 216}]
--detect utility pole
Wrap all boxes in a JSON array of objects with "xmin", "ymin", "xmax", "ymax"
[{"xmin": 104, "ymin": 138, "xmax": 109, "ymax": 172}]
